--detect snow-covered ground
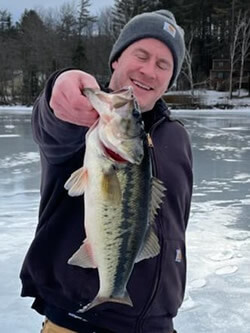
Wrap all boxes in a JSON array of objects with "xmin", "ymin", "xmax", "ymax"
[
  {"xmin": 194, "ymin": 89, "xmax": 250, "ymax": 107},
  {"xmin": 166, "ymin": 89, "xmax": 250, "ymax": 108},
  {"xmin": 1, "ymin": 88, "xmax": 250, "ymax": 110},
  {"xmin": 0, "ymin": 102, "xmax": 250, "ymax": 332}
]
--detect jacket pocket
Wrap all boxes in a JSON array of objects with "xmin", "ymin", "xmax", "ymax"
[{"xmin": 148, "ymin": 238, "xmax": 186, "ymax": 318}]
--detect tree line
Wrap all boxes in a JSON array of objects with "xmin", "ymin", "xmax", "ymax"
[{"xmin": 0, "ymin": 0, "xmax": 249, "ymax": 105}]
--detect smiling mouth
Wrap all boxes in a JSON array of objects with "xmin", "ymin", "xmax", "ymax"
[{"xmin": 131, "ymin": 79, "xmax": 153, "ymax": 91}]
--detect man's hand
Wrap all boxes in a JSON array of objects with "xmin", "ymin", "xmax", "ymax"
[{"xmin": 50, "ymin": 70, "xmax": 99, "ymax": 127}]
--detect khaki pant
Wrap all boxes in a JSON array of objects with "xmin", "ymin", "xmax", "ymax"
[{"xmin": 41, "ymin": 319, "xmax": 77, "ymax": 333}]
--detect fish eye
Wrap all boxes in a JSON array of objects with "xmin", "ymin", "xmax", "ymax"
[{"xmin": 132, "ymin": 109, "xmax": 140, "ymax": 119}]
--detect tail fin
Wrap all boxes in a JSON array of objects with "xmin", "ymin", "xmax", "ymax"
[{"xmin": 77, "ymin": 291, "xmax": 133, "ymax": 313}]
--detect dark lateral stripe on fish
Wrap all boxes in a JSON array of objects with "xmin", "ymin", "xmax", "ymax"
[
  {"xmin": 112, "ymin": 166, "xmax": 135, "ymax": 293},
  {"xmin": 112, "ymin": 164, "xmax": 149, "ymax": 294}
]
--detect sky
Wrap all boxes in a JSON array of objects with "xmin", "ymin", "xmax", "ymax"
[{"xmin": 0, "ymin": 0, "xmax": 114, "ymax": 22}]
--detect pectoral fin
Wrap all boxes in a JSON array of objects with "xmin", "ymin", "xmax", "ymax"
[
  {"xmin": 64, "ymin": 167, "xmax": 88, "ymax": 196},
  {"xmin": 68, "ymin": 240, "xmax": 97, "ymax": 269}
]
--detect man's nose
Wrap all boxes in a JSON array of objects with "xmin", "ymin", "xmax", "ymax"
[{"xmin": 139, "ymin": 60, "xmax": 156, "ymax": 79}]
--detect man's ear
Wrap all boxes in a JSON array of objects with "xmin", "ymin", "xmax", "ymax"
[{"xmin": 112, "ymin": 60, "xmax": 118, "ymax": 70}]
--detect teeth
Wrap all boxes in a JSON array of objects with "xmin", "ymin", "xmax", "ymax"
[{"xmin": 133, "ymin": 80, "xmax": 151, "ymax": 91}]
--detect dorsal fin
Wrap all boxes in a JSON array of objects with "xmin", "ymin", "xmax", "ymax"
[
  {"xmin": 149, "ymin": 177, "xmax": 166, "ymax": 224},
  {"xmin": 135, "ymin": 177, "xmax": 165, "ymax": 264}
]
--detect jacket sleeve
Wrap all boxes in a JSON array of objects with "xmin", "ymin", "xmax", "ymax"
[{"xmin": 32, "ymin": 70, "xmax": 88, "ymax": 165}]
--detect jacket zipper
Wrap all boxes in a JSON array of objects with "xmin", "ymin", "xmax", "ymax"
[{"xmin": 135, "ymin": 117, "xmax": 166, "ymax": 332}]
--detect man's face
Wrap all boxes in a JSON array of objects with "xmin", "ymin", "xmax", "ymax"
[{"xmin": 109, "ymin": 38, "xmax": 174, "ymax": 112}]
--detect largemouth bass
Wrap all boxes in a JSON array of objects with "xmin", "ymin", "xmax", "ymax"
[{"xmin": 64, "ymin": 87, "xmax": 165, "ymax": 313}]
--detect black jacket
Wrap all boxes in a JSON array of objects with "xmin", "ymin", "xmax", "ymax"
[{"xmin": 20, "ymin": 72, "xmax": 193, "ymax": 333}]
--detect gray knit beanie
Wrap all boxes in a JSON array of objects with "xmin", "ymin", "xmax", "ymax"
[{"xmin": 109, "ymin": 10, "xmax": 185, "ymax": 89}]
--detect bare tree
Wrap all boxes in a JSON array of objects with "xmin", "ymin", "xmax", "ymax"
[
  {"xmin": 182, "ymin": 30, "xmax": 194, "ymax": 96},
  {"xmin": 86, "ymin": 8, "xmax": 114, "ymax": 83},
  {"xmin": 58, "ymin": 2, "xmax": 77, "ymax": 37},
  {"xmin": 229, "ymin": 11, "xmax": 243, "ymax": 99},
  {"xmin": 238, "ymin": 12, "xmax": 250, "ymax": 96},
  {"xmin": 96, "ymin": 7, "xmax": 114, "ymax": 37}
]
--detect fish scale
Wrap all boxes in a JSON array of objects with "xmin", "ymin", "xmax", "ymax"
[{"xmin": 89, "ymin": 145, "xmax": 151, "ymax": 302}]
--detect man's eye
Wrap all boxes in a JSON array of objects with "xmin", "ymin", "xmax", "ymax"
[
  {"xmin": 158, "ymin": 62, "xmax": 170, "ymax": 70},
  {"xmin": 136, "ymin": 53, "xmax": 147, "ymax": 60}
]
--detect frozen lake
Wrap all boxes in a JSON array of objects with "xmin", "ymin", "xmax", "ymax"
[{"xmin": 0, "ymin": 108, "xmax": 250, "ymax": 332}]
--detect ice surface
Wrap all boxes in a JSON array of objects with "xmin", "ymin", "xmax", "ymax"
[
  {"xmin": 209, "ymin": 250, "xmax": 234, "ymax": 261},
  {"xmin": 215, "ymin": 265, "xmax": 239, "ymax": 275},
  {"xmin": 172, "ymin": 109, "xmax": 250, "ymax": 333},
  {"xmin": 4, "ymin": 124, "xmax": 15, "ymax": 129},
  {"xmin": 1, "ymin": 108, "xmax": 250, "ymax": 332},
  {"xmin": 0, "ymin": 152, "xmax": 40, "ymax": 169},
  {"xmin": 189, "ymin": 279, "xmax": 207, "ymax": 288},
  {"xmin": 0, "ymin": 134, "xmax": 20, "ymax": 138}
]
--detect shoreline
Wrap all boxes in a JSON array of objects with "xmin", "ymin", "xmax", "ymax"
[
  {"xmin": 1, "ymin": 100, "xmax": 250, "ymax": 114},
  {"xmin": 1, "ymin": 106, "xmax": 250, "ymax": 113}
]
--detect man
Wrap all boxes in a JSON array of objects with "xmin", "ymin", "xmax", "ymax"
[{"xmin": 20, "ymin": 9, "xmax": 193, "ymax": 333}]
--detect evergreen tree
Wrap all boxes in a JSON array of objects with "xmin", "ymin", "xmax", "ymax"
[
  {"xmin": 0, "ymin": 10, "xmax": 19, "ymax": 104},
  {"xmin": 72, "ymin": 0, "xmax": 96, "ymax": 71},
  {"xmin": 1, "ymin": 0, "xmax": 250, "ymax": 103},
  {"xmin": 77, "ymin": 0, "xmax": 96, "ymax": 37},
  {"xmin": 17, "ymin": 10, "xmax": 48, "ymax": 104},
  {"xmin": 112, "ymin": 0, "xmax": 150, "ymax": 37},
  {"xmin": 0, "ymin": 9, "xmax": 12, "ymax": 31},
  {"xmin": 72, "ymin": 40, "xmax": 87, "ymax": 69}
]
